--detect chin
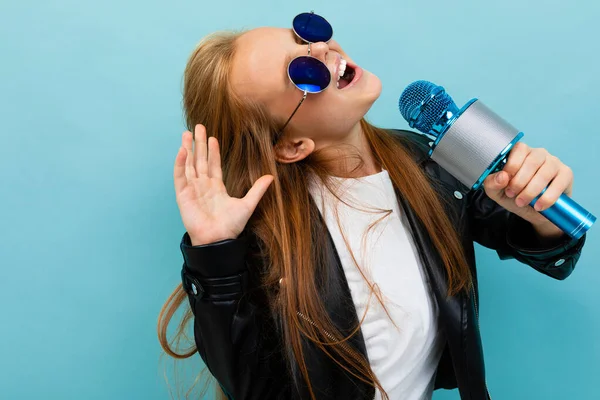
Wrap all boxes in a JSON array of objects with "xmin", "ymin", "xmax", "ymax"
[{"xmin": 359, "ymin": 70, "xmax": 382, "ymax": 107}]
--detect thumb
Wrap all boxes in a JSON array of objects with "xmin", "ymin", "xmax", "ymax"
[
  {"xmin": 242, "ymin": 174, "xmax": 274, "ymax": 212},
  {"xmin": 484, "ymin": 171, "xmax": 509, "ymax": 198}
]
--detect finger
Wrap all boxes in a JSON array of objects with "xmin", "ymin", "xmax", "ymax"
[
  {"xmin": 242, "ymin": 175, "xmax": 274, "ymax": 212},
  {"xmin": 503, "ymin": 142, "xmax": 530, "ymax": 179},
  {"xmin": 194, "ymin": 124, "xmax": 208, "ymax": 175},
  {"xmin": 505, "ymin": 149, "xmax": 546, "ymax": 198},
  {"xmin": 174, "ymin": 146, "xmax": 187, "ymax": 193},
  {"xmin": 533, "ymin": 167, "xmax": 573, "ymax": 211},
  {"xmin": 183, "ymin": 131, "xmax": 197, "ymax": 181},
  {"xmin": 515, "ymin": 160, "xmax": 559, "ymax": 207},
  {"xmin": 207, "ymin": 136, "xmax": 223, "ymax": 180},
  {"xmin": 483, "ymin": 170, "xmax": 510, "ymax": 199}
]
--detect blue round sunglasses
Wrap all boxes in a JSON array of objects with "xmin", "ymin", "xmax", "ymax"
[{"xmin": 274, "ymin": 12, "xmax": 334, "ymax": 143}]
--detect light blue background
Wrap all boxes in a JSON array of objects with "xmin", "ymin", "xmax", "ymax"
[{"xmin": 1, "ymin": 0, "xmax": 598, "ymax": 399}]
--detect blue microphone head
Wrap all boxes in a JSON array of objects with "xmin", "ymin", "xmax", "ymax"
[{"xmin": 398, "ymin": 80, "xmax": 457, "ymax": 134}]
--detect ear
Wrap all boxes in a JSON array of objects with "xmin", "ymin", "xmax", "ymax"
[{"xmin": 274, "ymin": 138, "xmax": 315, "ymax": 164}]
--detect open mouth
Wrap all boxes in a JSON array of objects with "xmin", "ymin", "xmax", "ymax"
[{"xmin": 336, "ymin": 58, "xmax": 356, "ymax": 90}]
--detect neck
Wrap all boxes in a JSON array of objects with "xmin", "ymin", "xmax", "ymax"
[{"xmin": 328, "ymin": 122, "xmax": 381, "ymax": 178}]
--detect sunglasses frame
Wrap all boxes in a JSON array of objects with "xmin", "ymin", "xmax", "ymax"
[{"xmin": 274, "ymin": 12, "xmax": 333, "ymax": 144}]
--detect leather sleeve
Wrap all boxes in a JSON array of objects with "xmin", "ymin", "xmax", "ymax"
[
  {"xmin": 467, "ymin": 187, "xmax": 586, "ymax": 280},
  {"xmin": 179, "ymin": 232, "xmax": 289, "ymax": 399}
]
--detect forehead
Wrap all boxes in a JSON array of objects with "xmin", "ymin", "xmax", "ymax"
[{"xmin": 231, "ymin": 27, "xmax": 295, "ymax": 100}]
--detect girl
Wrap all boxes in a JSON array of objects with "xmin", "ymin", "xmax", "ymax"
[{"xmin": 158, "ymin": 12, "xmax": 586, "ymax": 400}]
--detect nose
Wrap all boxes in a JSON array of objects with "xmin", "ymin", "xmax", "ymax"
[{"xmin": 309, "ymin": 41, "xmax": 329, "ymax": 60}]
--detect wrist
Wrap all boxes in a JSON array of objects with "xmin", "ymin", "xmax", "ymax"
[
  {"xmin": 189, "ymin": 233, "xmax": 240, "ymax": 247},
  {"xmin": 531, "ymin": 220, "xmax": 564, "ymax": 243}
]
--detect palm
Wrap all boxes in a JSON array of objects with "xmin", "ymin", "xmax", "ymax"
[
  {"xmin": 177, "ymin": 176, "xmax": 253, "ymax": 243},
  {"xmin": 174, "ymin": 125, "xmax": 273, "ymax": 246}
]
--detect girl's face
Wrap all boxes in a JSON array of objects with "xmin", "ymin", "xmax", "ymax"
[{"xmin": 231, "ymin": 27, "xmax": 382, "ymax": 155}]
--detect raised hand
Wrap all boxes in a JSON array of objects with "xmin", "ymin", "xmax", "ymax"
[{"xmin": 174, "ymin": 124, "xmax": 274, "ymax": 246}]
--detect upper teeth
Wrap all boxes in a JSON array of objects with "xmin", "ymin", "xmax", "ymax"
[{"xmin": 336, "ymin": 58, "xmax": 347, "ymax": 88}]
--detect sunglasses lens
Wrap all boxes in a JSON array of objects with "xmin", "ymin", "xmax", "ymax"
[
  {"xmin": 288, "ymin": 56, "xmax": 331, "ymax": 93},
  {"xmin": 292, "ymin": 12, "xmax": 333, "ymax": 43}
]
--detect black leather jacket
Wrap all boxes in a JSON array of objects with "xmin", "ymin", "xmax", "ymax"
[{"xmin": 179, "ymin": 130, "xmax": 586, "ymax": 400}]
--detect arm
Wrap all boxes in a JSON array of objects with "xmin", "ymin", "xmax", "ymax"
[
  {"xmin": 180, "ymin": 232, "xmax": 289, "ymax": 399},
  {"xmin": 394, "ymin": 129, "xmax": 587, "ymax": 279},
  {"xmin": 467, "ymin": 187, "xmax": 586, "ymax": 280},
  {"xmin": 173, "ymin": 124, "xmax": 283, "ymax": 398},
  {"xmin": 393, "ymin": 129, "xmax": 587, "ymax": 279}
]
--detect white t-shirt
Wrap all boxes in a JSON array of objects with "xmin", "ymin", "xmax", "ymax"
[{"xmin": 308, "ymin": 169, "xmax": 445, "ymax": 400}]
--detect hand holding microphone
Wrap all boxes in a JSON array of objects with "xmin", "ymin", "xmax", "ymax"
[
  {"xmin": 480, "ymin": 142, "xmax": 574, "ymax": 239},
  {"xmin": 399, "ymin": 80, "xmax": 595, "ymax": 239}
]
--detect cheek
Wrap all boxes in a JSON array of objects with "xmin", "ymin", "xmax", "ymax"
[
  {"xmin": 297, "ymin": 94, "xmax": 359, "ymax": 129},
  {"xmin": 266, "ymin": 91, "xmax": 304, "ymax": 123},
  {"xmin": 303, "ymin": 91, "xmax": 344, "ymax": 119}
]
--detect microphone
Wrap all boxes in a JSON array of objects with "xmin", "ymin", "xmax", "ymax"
[{"xmin": 398, "ymin": 80, "xmax": 595, "ymax": 240}]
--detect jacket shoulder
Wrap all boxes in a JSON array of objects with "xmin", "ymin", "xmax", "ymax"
[{"xmin": 387, "ymin": 129, "xmax": 432, "ymax": 164}]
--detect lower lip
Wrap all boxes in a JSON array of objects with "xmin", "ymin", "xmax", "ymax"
[{"xmin": 340, "ymin": 65, "xmax": 363, "ymax": 90}]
